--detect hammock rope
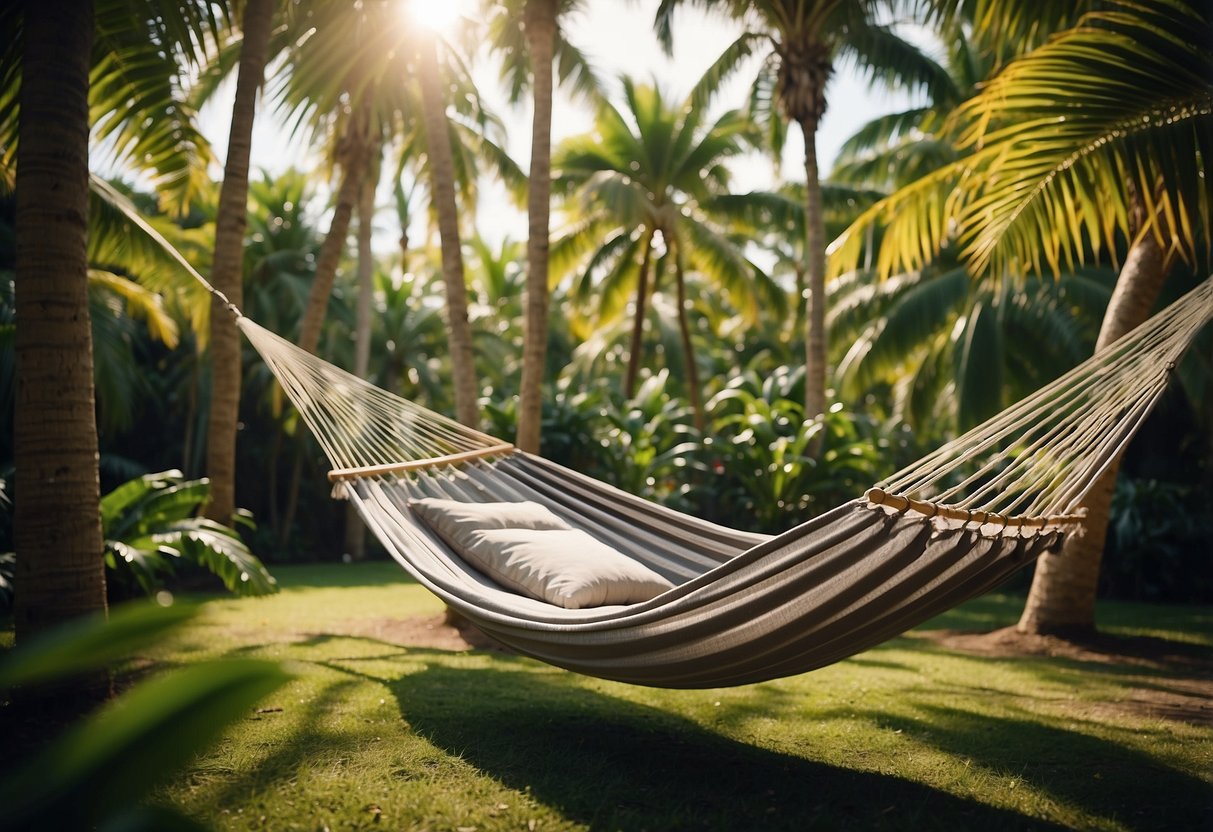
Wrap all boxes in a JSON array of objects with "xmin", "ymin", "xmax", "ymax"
[{"xmin": 239, "ymin": 275, "xmax": 1213, "ymax": 523}]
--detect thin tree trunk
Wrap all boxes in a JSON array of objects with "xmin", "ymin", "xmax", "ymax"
[
  {"xmin": 1017, "ymin": 231, "xmax": 1171, "ymax": 636},
  {"xmin": 13, "ymin": 0, "xmax": 107, "ymax": 649},
  {"xmin": 799, "ymin": 117, "xmax": 828, "ymax": 428},
  {"xmin": 624, "ymin": 235, "xmax": 655, "ymax": 398},
  {"xmin": 673, "ymin": 250, "xmax": 704, "ymax": 432},
  {"xmin": 278, "ymin": 450, "xmax": 304, "ymax": 549},
  {"xmin": 297, "ymin": 102, "xmax": 372, "ymax": 355},
  {"xmin": 343, "ymin": 147, "xmax": 380, "ymax": 561},
  {"xmin": 516, "ymin": 0, "xmax": 557, "ymax": 454},
  {"xmin": 205, "ymin": 0, "xmax": 274, "ymax": 523},
  {"xmin": 416, "ymin": 36, "xmax": 480, "ymax": 427}
]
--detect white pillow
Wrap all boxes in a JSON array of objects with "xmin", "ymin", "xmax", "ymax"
[
  {"xmin": 409, "ymin": 498, "xmax": 672, "ymax": 609},
  {"xmin": 461, "ymin": 528, "xmax": 673, "ymax": 609},
  {"xmin": 409, "ymin": 498, "xmax": 572, "ymax": 547}
]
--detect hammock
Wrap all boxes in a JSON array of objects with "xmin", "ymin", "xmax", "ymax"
[{"xmin": 229, "ymin": 276, "xmax": 1211, "ymax": 688}]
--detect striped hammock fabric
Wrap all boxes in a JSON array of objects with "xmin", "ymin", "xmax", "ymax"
[{"xmin": 233, "ymin": 276, "xmax": 1212, "ymax": 688}]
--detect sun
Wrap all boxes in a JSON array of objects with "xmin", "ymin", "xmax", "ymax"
[{"xmin": 405, "ymin": 0, "xmax": 469, "ymax": 34}]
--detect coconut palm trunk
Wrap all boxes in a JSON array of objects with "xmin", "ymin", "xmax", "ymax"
[
  {"xmin": 516, "ymin": 0, "xmax": 558, "ymax": 454},
  {"xmin": 205, "ymin": 0, "xmax": 274, "ymax": 523},
  {"xmin": 297, "ymin": 101, "xmax": 372, "ymax": 355},
  {"xmin": 672, "ymin": 248, "xmax": 705, "ymax": 432},
  {"xmin": 624, "ymin": 233, "xmax": 655, "ymax": 398},
  {"xmin": 13, "ymin": 0, "xmax": 107, "ymax": 643},
  {"xmin": 416, "ymin": 35, "xmax": 480, "ymax": 427},
  {"xmin": 799, "ymin": 116, "xmax": 829, "ymax": 425},
  {"xmin": 1017, "ymin": 230, "xmax": 1172, "ymax": 635},
  {"xmin": 343, "ymin": 146, "xmax": 380, "ymax": 560}
]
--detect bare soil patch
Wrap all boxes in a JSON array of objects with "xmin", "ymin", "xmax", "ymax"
[
  {"xmin": 337, "ymin": 613, "xmax": 512, "ymax": 653},
  {"xmin": 911, "ymin": 626, "xmax": 1213, "ymax": 726}
]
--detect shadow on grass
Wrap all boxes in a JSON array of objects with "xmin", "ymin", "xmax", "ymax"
[
  {"xmin": 816, "ymin": 700, "xmax": 1212, "ymax": 832},
  {"xmin": 390, "ymin": 656, "xmax": 1070, "ymax": 831}
]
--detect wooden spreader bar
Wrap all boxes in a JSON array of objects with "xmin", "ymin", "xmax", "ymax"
[
  {"xmin": 328, "ymin": 443, "xmax": 517, "ymax": 482},
  {"xmin": 865, "ymin": 487, "xmax": 1086, "ymax": 529}
]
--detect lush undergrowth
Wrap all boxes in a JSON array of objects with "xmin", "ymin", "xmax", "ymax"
[{"xmin": 70, "ymin": 565, "xmax": 1213, "ymax": 829}]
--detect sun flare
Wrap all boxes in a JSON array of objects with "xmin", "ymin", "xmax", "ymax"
[{"xmin": 404, "ymin": 0, "xmax": 468, "ymax": 34}]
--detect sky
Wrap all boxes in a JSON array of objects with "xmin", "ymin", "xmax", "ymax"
[{"xmin": 199, "ymin": 0, "xmax": 925, "ymax": 253}]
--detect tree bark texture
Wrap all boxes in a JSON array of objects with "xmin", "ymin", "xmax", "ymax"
[
  {"xmin": 515, "ymin": 0, "xmax": 557, "ymax": 454},
  {"xmin": 1017, "ymin": 231, "xmax": 1171, "ymax": 635},
  {"xmin": 673, "ymin": 249, "xmax": 705, "ymax": 432},
  {"xmin": 624, "ymin": 235, "xmax": 655, "ymax": 399},
  {"xmin": 416, "ymin": 36, "xmax": 480, "ymax": 428},
  {"xmin": 297, "ymin": 102, "xmax": 372, "ymax": 355},
  {"xmin": 205, "ymin": 0, "xmax": 274, "ymax": 523},
  {"xmin": 343, "ymin": 148, "xmax": 380, "ymax": 560},
  {"xmin": 800, "ymin": 116, "xmax": 828, "ymax": 428},
  {"xmin": 13, "ymin": 0, "xmax": 107, "ymax": 642}
]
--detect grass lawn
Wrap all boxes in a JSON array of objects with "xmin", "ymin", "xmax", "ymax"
[{"xmin": 48, "ymin": 564, "xmax": 1213, "ymax": 830}]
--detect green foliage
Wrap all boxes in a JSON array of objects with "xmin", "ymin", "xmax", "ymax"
[
  {"xmin": 702, "ymin": 369, "xmax": 909, "ymax": 532},
  {"xmin": 101, "ymin": 470, "xmax": 276, "ymax": 598},
  {"xmin": 0, "ymin": 598, "xmax": 195, "ymax": 691},
  {"xmin": 0, "ymin": 601, "xmax": 291, "ymax": 832},
  {"xmin": 833, "ymin": 0, "xmax": 1213, "ymax": 280},
  {"xmin": 1101, "ymin": 478, "xmax": 1213, "ymax": 603}
]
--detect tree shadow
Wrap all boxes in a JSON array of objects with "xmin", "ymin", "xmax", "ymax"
[
  {"xmin": 391, "ymin": 658, "xmax": 1072, "ymax": 831},
  {"xmin": 818, "ymin": 701, "xmax": 1212, "ymax": 831}
]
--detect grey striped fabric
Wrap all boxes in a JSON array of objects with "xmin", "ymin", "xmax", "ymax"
[{"xmin": 348, "ymin": 453, "xmax": 1063, "ymax": 688}]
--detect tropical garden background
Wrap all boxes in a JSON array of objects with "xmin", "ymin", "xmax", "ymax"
[{"xmin": 3, "ymin": 0, "xmax": 1211, "ymax": 620}]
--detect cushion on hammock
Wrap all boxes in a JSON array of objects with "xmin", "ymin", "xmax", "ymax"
[
  {"xmin": 461, "ymin": 528, "xmax": 673, "ymax": 609},
  {"xmin": 410, "ymin": 498, "xmax": 572, "ymax": 539},
  {"xmin": 409, "ymin": 498, "xmax": 672, "ymax": 609}
]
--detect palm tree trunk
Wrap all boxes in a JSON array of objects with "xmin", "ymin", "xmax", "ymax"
[
  {"xmin": 516, "ymin": 0, "xmax": 558, "ymax": 454},
  {"xmin": 343, "ymin": 147, "xmax": 379, "ymax": 560},
  {"xmin": 205, "ymin": 0, "xmax": 274, "ymax": 523},
  {"xmin": 799, "ymin": 117, "xmax": 828, "ymax": 427},
  {"xmin": 13, "ymin": 0, "xmax": 107, "ymax": 648},
  {"xmin": 624, "ymin": 234, "xmax": 655, "ymax": 398},
  {"xmin": 673, "ymin": 250, "xmax": 705, "ymax": 432},
  {"xmin": 416, "ymin": 36, "xmax": 480, "ymax": 427},
  {"xmin": 1017, "ymin": 231, "xmax": 1171, "ymax": 636},
  {"xmin": 297, "ymin": 102, "xmax": 372, "ymax": 355}
]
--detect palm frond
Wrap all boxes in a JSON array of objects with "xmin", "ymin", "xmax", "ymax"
[
  {"xmin": 834, "ymin": 107, "xmax": 934, "ymax": 161},
  {"xmin": 88, "ymin": 270, "xmax": 179, "ymax": 349},
  {"xmin": 87, "ymin": 175, "xmax": 214, "ymax": 338},
  {"xmin": 951, "ymin": 0, "xmax": 1213, "ymax": 275},
  {"xmin": 688, "ymin": 31, "xmax": 765, "ymax": 109},
  {"xmin": 842, "ymin": 22, "xmax": 960, "ymax": 107}
]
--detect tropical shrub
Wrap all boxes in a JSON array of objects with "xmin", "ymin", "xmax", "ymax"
[
  {"xmin": 100, "ymin": 470, "xmax": 276, "ymax": 598},
  {"xmin": 702, "ymin": 368, "xmax": 909, "ymax": 533},
  {"xmin": 1100, "ymin": 478, "xmax": 1213, "ymax": 603}
]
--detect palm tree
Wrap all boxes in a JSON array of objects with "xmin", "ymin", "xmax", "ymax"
[
  {"xmin": 411, "ymin": 25, "xmax": 480, "ymax": 428},
  {"xmin": 205, "ymin": 0, "xmax": 275, "ymax": 524},
  {"xmin": 654, "ymin": 0, "xmax": 952, "ymax": 425},
  {"xmin": 552, "ymin": 78, "xmax": 784, "ymax": 430},
  {"xmin": 343, "ymin": 145, "xmax": 381, "ymax": 560},
  {"xmin": 278, "ymin": 2, "xmax": 519, "ymax": 428},
  {"xmin": 831, "ymin": 0, "xmax": 1213, "ymax": 636},
  {"xmin": 12, "ymin": 0, "xmax": 107, "ymax": 648},
  {"xmin": 487, "ymin": 0, "xmax": 600, "ymax": 453}
]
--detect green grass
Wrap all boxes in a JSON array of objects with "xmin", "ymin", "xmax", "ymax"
[{"xmin": 71, "ymin": 565, "xmax": 1213, "ymax": 829}]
